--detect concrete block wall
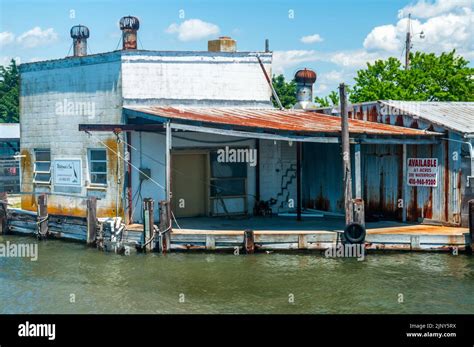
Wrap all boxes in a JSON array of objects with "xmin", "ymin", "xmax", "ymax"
[
  {"xmin": 19, "ymin": 49, "xmax": 274, "ymax": 221},
  {"xmin": 19, "ymin": 54, "xmax": 123, "ymax": 217},
  {"xmin": 121, "ymin": 51, "xmax": 273, "ymax": 107}
]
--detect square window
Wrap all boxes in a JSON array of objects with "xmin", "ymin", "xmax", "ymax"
[
  {"xmin": 33, "ymin": 149, "xmax": 51, "ymax": 184},
  {"xmin": 89, "ymin": 149, "xmax": 107, "ymax": 185}
]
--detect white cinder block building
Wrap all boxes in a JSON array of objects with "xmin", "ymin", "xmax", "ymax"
[{"xmin": 19, "ymin": 17, "xmax": 445, "ymax": 227}]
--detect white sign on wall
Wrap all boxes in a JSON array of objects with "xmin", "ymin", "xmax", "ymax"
[
  {"xmin": 53, "ymin": 159, "xmax": 81, "ymax": 186},
  {"xmin": 407, "ymin": 158, "xmax": 438, "ymax": 187}
]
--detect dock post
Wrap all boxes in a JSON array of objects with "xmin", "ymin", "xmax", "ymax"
[
  {"xmin": 469, "ymin": 200, "xmax": 474, "ymax": 253},
  {"xmin": 0, "ymin": 192, "xmax": 7, "ymax": 235},
  {"xmin": 339, "ymin": 83, "xmax": 353, "ymax": 225},
  {"xmin": 298, "ymin": 234, "xmax": 308, "ymax": 250},
  {"xmin": 86, "ymin": 197, "xmax": 97, "ymax": 246},
  {"xmin": 37, "ymin": 194, "xmax": 48, "ymax": 239},
  {"xmin": 353, "ymin": 198, "xmax": 365, "ymax": 227},
  {"xmin": 243, "ymin": 229, "xmax": 255, "ymax": 254},
  {"xmin": 159, "ymin": 200, "xmax": 171, "ymax": 253},
  {"xmin": 143, "ymin": 198, "xmax": 154, "ymax": 252}
]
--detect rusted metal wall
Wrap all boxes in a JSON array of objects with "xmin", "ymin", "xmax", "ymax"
[
  {"xmin": 314, "ymin": 101, "xmax": 469, "ymax": 226},
  {"xmin": 302, "ymin": 143, "xmax": 344, "ymax": 213},
  {"xmin": 361, "ymin": 144, "xmax": 401, "ymax": 221},
  {"xmin": 303, "ymin": 139, "xmax": 464, "ymax": 225}
]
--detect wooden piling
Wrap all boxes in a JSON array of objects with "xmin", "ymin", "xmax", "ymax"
[
  {"xmin": 143, "ymin": 198, "xmax": 154, "ymax": 252},
  {"xmin": 0, "ymin": 192, "xmax": 7, "ymax": 235},
  {"xmin": 353, "ymin": 198, "xmax": 365, "ymax": 227},
  {"xmin": 339, "ymin": 83, "xmax": 353, "ymax": 225},
  {"xmin": 86, "ymin": 197, "xmax": 97, "ymax": 246},
  {"xmin": 37, "ymin": 194, "xmax": 48, "ymax": 238},
  {"xmin": 159, "ymin": 200, "xmax": 171, "ymax": 253},
  {"xmin": 243, "ymin": 229, "xmax": 255, "ymax": 254},
  {"xmin": 469, "ymin": 200, "xmax": 474, "ymax": 253}
]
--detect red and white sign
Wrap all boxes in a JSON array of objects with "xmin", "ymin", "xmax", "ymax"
[{"xmin": 407, "ymin": 158, "xmax": 438, "ymax": 187}]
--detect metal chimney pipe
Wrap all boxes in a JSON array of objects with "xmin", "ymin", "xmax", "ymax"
[
  {"xmin": 70, "ymin": 25, "xmax": 90, "ymax": 57},
  {"xmin": 119, "ymin": 16, "xmax": 140, "ymax": 50},
  {"xmin": 294, "ymin": 68, "xmax": 317, "ymax": 103}
]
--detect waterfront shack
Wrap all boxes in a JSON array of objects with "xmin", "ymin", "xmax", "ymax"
[
  {"xmin": 11, "ymin": 16, "xmax": 473, "ymax": 252},
  {"xmin": 315, "ymin": 101, "xmax": 474, "ymax": 227}
]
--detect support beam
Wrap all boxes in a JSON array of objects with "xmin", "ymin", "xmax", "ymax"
[
  {"xmin": 126, "ymin": 132, "xmax": 133, "ymax": 223},
  {"xmin": 402, "ymin": 144, "xmax": 408, "ymax": 222},
  {"xmin": 37, "ymin": 194, "xmax": 48, "ymax": 239},
  {"xmin": 469, "ymin": 200, "xmax": 474, "ymax": 253},
  {"xmin": 143, "ymin": 198, "xmax": 154, "ymax": 252},
  {"xmin": 0, "ymin": 192, "xmax": 7, "ymax": 235},
  {"xmin": 165, "ymin": 122, "xmax": 172, "ymax": 202},
  {"xmin": 243, "ymin": 229, "xmax": 255, "ymax": 254},
  {"xmin": 170, "ymin": 123, "xmax": 344, "ymax": 143},
  {"xmin": 296, "ymin": 142, "xmax": 302, "ymax": 221},
  {"xmin": 86, "ymin": 197, "xmax": 97, "ymax": 246},
  {"xmin": 354, "ymin": 143, "xmax": 362, "ymax": 199},
  {"xmin": 79, "ymin": 124, "xmax": 166, "ymax": 132},
  {"xmin": 255, "ymin": 139, "xmax": 260, "ymax": 202},
  {"xmin": 339, "ymin": 83, "xmax": 353, "ymax": 224},
  {"xmin": 159, "ymin": 200, "xmax": 171, "ymax": 253}
]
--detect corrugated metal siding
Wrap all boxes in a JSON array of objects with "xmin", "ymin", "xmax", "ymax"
[
  {"xmin": 303, "ymin": 140, "xmax": 462, "ymax": 225},
  {"xmin": 380, "ymin": 101, "xmax": 474, "ymax": 135},
  {"xmin": 124, "ymin": 106, "xmax": 438, "ymax": 136},
  {"xmin": 303, "ymin": 143, "xmax": 344, "ymax": 213},
  {"xmin": 362, "ymin": 144, "xmax": 401, "ymax": 221}
]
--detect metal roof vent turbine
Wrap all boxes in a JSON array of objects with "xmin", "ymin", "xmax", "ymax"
[
  {"xmin": 70, "ymin": 25, "xmax": 90, "ymax": 57},
  {"xmin": 119, "ymin": 16, "xmax": 140, "ymax": 50},
  {"xmin": 293, "ymin": 68, "xmax": 318, "ymax": 110}
]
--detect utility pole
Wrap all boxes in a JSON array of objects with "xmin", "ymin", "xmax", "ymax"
[
  {"xmin": 339, "ymin": 83, "xmax": 353, "ymax": 225},
  {"xmin": 405, "ymin": 13, "xmax": 412, "ymax": 70}
]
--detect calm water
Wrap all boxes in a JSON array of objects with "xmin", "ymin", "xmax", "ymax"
[{"xmin": 1, "ymin": 235, "xmax": 473, "ymax": 314}]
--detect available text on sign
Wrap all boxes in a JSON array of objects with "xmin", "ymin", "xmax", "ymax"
[{"xmin": 407, "ymin": 158, "xmax": 438, "ymax": 187}]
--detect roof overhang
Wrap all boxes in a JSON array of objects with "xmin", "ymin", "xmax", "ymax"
[{"xmin": 120, "ymin": 106, "xmax": 442, "ymax": 144}]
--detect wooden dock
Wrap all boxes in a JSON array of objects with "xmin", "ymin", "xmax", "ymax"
[
  {"xmin": 3, "ymin": 208, "xmax": 470, "ymax": 253},
  {"xmin": 125, "ymin": 217, "xmax": 469, "ymax": 252}
]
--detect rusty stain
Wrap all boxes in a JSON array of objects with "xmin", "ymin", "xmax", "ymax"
[
  {"xmin": 313, "ymin": 190, "xmax": 330, "ymax": 211},
  {"xmin": 368, "ymin": 106, "xmax": 378, "ymax": 122},
  {"xmin": 125, "ymin": 106, "xmax": 440, "ymax": 136},
  {"xmin": 395, "ymin": 115, "xmax": 404, "ymax": 126}
]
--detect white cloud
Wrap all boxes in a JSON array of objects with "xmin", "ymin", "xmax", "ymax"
[
  {"xmin": 0, "ymin": 32, "xmax": 15, "ymax": 47},
  {"xmin": 398, "ymin": 0, "xmax": 472, "ymax": 19},
  {"xmin": 272, "ymin": 50, "xmax": 321, "ymax": 74},
  {"xmin": 362, "ymin": 6, "xmax": 473, "ymax": 58},
  {"xmin": 330, "ymin": 50, "xmax": 386, "ymax": 69},
  {"xmin": 17, "ymin": 27, "xmax": 58, "ymax": 48},
  {"xmin": 166, "ymin": 19, "xmax": 219, "ymax": 42},
  {"xmin": 300, "ymin": 34, "xmax": 323, "ymax": 44},
  {"xmin": 363, "ymin": 24, "xmax": 399, "ymax": 52},
  {"xmin": 0, "ymin": 56, "xmax": 20, "ymax": 66}
]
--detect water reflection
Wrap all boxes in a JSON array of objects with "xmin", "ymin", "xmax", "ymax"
[{"xmin": 0, "ymin": 235, "xmax": 473, "ymax": 314}]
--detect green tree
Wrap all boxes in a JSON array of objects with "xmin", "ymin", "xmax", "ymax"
[
  {"xmin": 0, "ymin": 59, "xmax": 20, "ymax": 123},
  {"xmin": 271, "ymin": 74, "xmax": 297, "ymax": 109},
  {"xmin": 315, "ymin": 90, "xmax": 340, "ymax": 107},
  {"xmin": 350, "ymin": 50, "xmax": 474, "ymax": 103}
]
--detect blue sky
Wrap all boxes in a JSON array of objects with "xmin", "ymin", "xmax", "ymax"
[{"xmin": 0, "ymin": 0, "xmax": 472, "ymax": 96}]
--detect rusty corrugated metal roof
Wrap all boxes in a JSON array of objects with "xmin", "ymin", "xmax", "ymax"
[
  {"xmin": 380, "ymin": 100, "xmax": 474, "ymax": 135},
  {"xmin": 124, "ymin": 106, "xmax": 440, "ymax": 136}
]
